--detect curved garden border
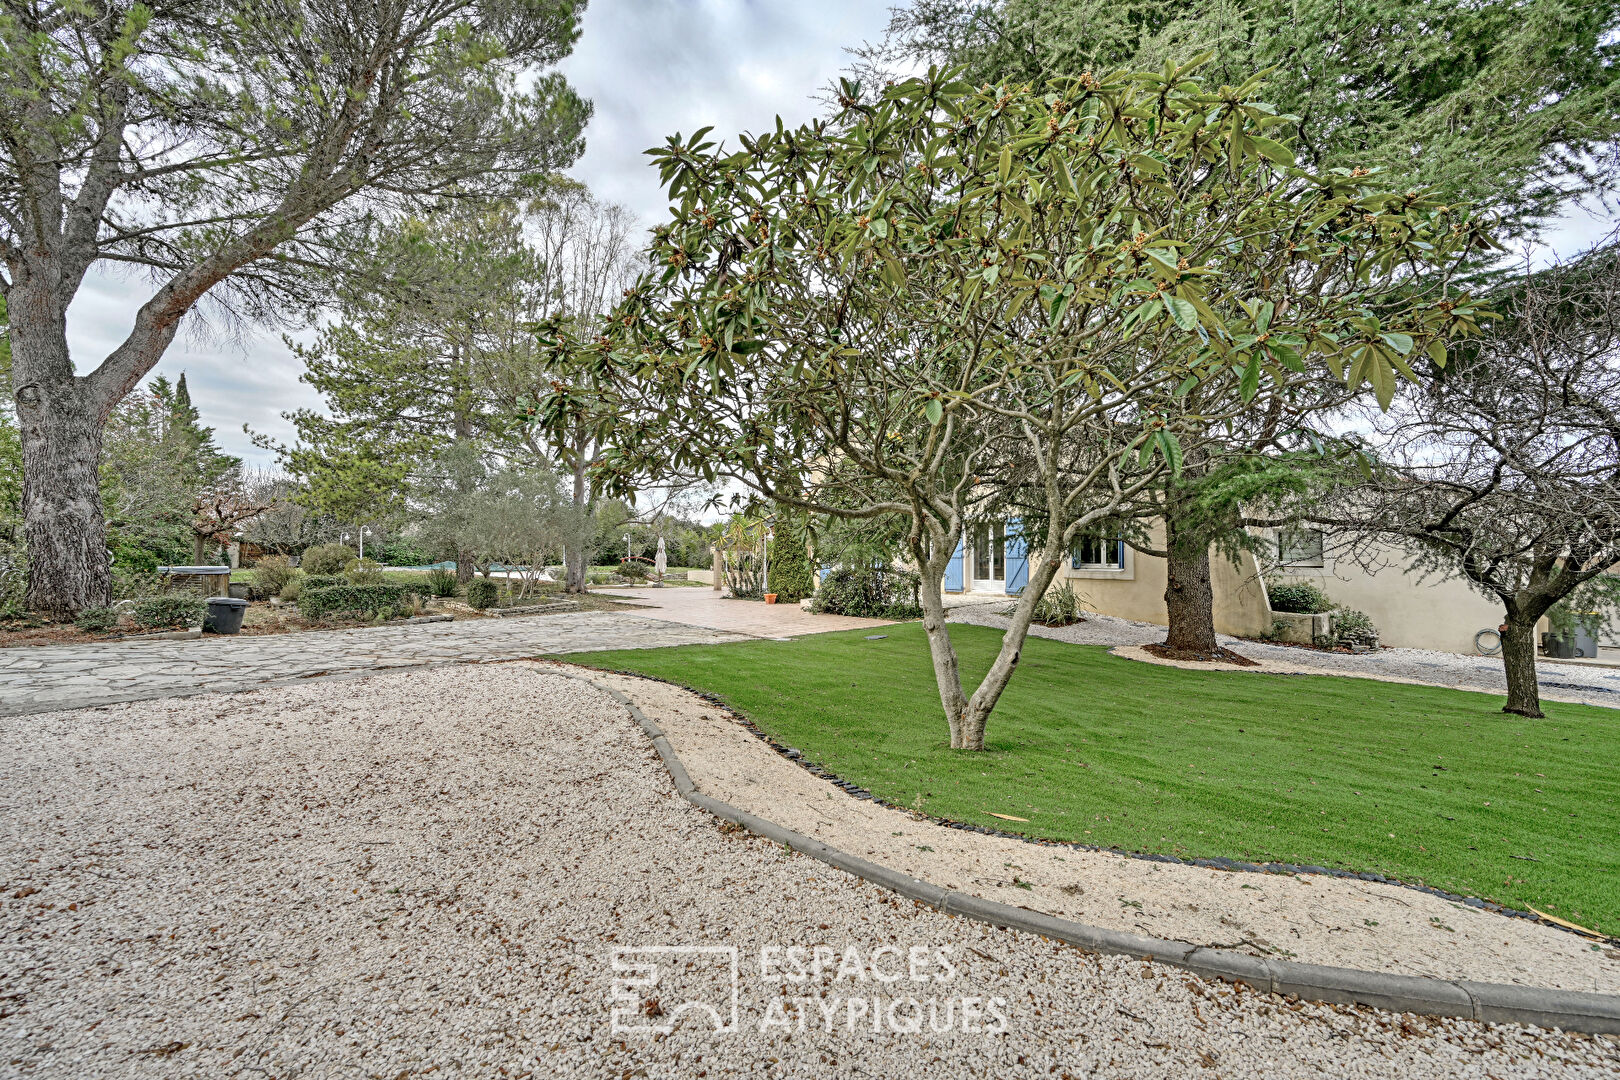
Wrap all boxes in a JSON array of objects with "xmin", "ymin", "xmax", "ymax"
[
  {"xmin": 580, "ymin": 663, "xmax": 1611, "ymax": 945},
  {"xmin": 551, "ymin": 663, "xmax": 1620, "ymax": 1036}
]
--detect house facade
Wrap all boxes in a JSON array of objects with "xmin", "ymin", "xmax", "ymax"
[{"xmin": 943, "ymin": 519, "xmax": 1561, "ymax": 658}]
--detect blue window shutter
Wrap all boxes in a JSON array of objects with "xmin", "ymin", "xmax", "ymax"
[
  {"xmin": 1115, "ymin": 537, "xmax": 1125, "ymax": 568},
  {"xmin": 944, "ymin": 537, "xmax": 965, "ymax": 592},
  {"xmin": 1005, "ymin": 518, "xmax": 1029, "ymax": 595}
]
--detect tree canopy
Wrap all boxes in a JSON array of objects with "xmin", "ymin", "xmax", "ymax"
[
  {"xmin": 2, "ymin": 0, "xmax": 591, "ymax": 614},
  {"xmin": 536, "ymin": 61, "xmax": 1488, "ymax": 747},
  {"xmin": 879, "ymin": 0, "xmax": 1620, "ymax": 239}
]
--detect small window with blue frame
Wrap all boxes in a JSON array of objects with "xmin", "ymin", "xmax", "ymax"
[{"xmin": 1071, "ymin": 533, "xmax": 1125, "ymax": 570}]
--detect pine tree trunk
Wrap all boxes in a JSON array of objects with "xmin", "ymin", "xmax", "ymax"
[
  {"xmin": 1500, "ymin": 615, "xmax": 1544, "ymax": 718},
  {"xmin": 14, "ymin": 319, "xmax": 112, "ymax": 618},
  {"xmin": 1163, "ymin": 543, "xmax": 1218, "ymax": 653}
]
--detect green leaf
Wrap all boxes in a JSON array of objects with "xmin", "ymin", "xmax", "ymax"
[
  {"xmin": 998, "ymin": 145, "xmax": 1013, "ymax": 182},
  {"xmin": 1165, "ymin": 296, "xmax": 1198, "ymax": 331},
  {"xmin": 1249, "ymin": 136, "xmax": 1295, "ymax": 166},
  {"xmin": 730, "ymin": 340, "xmax": 768, "ymax": 355},
  {"xmin": 924, "ymin": 398, "xmax": 943, "ymax": 425},
  {"xmin": 1266, "ymin": 340, "xmax": 1304, "ymax": 372},
  {"xmin": 1369, "ymin": 353, "xmax": 1396, "ymax": 410},
  {"xmin": 1426, "ymin": 339, "xmax": 1448, "ymax": 368},
  {"xmin": 1156, "ymin": 429, "xmax": 1183, "ymax": 476},
  {"xmin": 1380, "ymin": 332, "xmax": 1414, "ymax": 355},
  {"xmin": 1240, "ymin": 352, "xmax": 1261, "ymax": 401}
]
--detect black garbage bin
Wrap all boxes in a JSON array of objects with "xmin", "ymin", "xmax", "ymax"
[{"xmin": 205, "ymin": 596, "xmax": 248, "ymax": 634}]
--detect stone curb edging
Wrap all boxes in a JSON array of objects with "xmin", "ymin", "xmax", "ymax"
[
  {"xmin": 548, "ymin": 664, "xmax": 1620, "ymax": 1036},
  {"xmin": 576, "ymin": 667, "xmax": 1610, "ymax": 946}
]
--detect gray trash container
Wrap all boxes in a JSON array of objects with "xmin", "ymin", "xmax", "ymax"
[{"xmin": 205, "ymin": 596, "xmax": 248, "ymax": 634}]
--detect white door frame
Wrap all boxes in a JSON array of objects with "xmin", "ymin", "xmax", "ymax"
[{"xmin": 970, "ymin": 520, "xmax": 1006, "ymax": 593}]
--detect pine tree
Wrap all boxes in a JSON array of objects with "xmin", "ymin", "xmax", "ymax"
[{"xmin": 151, "ymin": 373, "xmax": 239, "ymax": 489}]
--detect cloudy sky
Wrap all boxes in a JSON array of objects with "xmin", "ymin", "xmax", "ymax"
[{"xmin": 63, "ymin": 0, "xmax": 1617, "ymax": 470}]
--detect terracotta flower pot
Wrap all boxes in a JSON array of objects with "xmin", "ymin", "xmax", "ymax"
[{"xmin": 764, "ymin": 593, "xmax": 778, "ymax": 604}]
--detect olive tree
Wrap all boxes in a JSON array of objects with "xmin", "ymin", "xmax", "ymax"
[
  {"xmin": 1307, "ymin": 239, "xmax": 1620, "ymax": 718},
  {"xmin": 1, "ymin": 0, "xmax": 589, "ymax": 615},
  {"xmin": 539, "ymin": 61, "xmax": 1485, "ymax": 749}
]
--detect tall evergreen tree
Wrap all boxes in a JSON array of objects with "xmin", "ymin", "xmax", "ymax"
[
  {"xmin": 881, "ymin": 0, "xmax": 1620, "ymax": 239},
  {"xmin": 2, "ymin": 0, "xmax": 589, "ymax": 615},
  {"xmin": 877, "ymin": 0, "xmax": 1618, "ymax": 652}
]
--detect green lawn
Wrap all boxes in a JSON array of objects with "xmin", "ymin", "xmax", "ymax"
[{"xmin": 567, "ymin": 622, "xmax": 1620, "ymax": 934}]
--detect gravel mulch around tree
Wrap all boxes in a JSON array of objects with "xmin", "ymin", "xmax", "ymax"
[{"xmin": 1, "ymin": 665, "xmax": 1614, "ymax": 1078}]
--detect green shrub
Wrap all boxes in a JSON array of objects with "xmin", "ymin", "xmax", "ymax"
[
  {"xmin": 252, "ymin": 555, "xmax": 297, "ymax": 598},
  {"xmin": 620, "ymin": 560, "xmax": 651, "ymax": 580},
  {"xmin": 377, "ymin": 536, "xmax": 432, "ymax": 566},
  {"xmin": 812, "ymin": 566, "xmax": 921, "ymax": 619},
  {"xmin": 1267, "ymin": 580, "xmax": 1333, "ymax": 614},
  {"xmin": 425, "ymin": 567, "xmax": 459, "ymax": 597},
  {"xmin": 131, "ymin": 595, "xmax": 207, "ymax": 629},
  {"xmin": 766, "ymin": 514, "xmax": 816, "ymax": 603},
  {"xmin": 110, "ymin": 566, "xmax": 162, "ymax": 601},
  {"xmin": 1032, "ymin": 581, "xmax": 1085, "ymax": 627},
  {"xmin": 74, "ymin": 606, "xmax": 120, "ymax": 634},
  {"xmin": 466, "ymin": 578, "xmax": 498, "ymax": 609},
  {"xmin": 302, "ymin": 573, "xmax": 346, "ymax": 590},
  {"xmin": 300, "ymin": 543, "xmax": 355, "ymax": 576},
  {"xmin": 279, "ymin": 577, "xmax": 302, "ymax": 602},
  {"xmin": 344, "ymin": 557, "xmax": 385, "ymax": 585},
  {"xmin": 298, "ymin": 583, "xmax": 418, "ymax": 621},
  {"xmin": 1333, "ymin": 608, "xmax": 1380, "ymax": 647}
]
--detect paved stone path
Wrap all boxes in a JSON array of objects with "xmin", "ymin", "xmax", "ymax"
[
  {"xmin": 0, "ymin": 612, "xmax": 746, "ymax": 717},
  {"xmin": 606, "ymin": 584, "xmax": 893, "ymax": 636}
]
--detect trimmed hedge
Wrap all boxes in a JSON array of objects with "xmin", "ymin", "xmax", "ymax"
[
  {"xmin": 298, "ymin": 583, "xmax": 418, "ymax": 621},
  {"xmin": 132, "ymin": 595, "xmax": 208, "ymax": 629},
  {"xmin": 302, "ymin": 573, "xmax": 346, "ymax": 590},
  {"xmin": 812, "ymin": 566, "xmax": 922, "ymax": 619},
  {"xmin": 1267, "ymin": 580, "xmax": 1333, "ymax": 614},
  {"xmin": 466, "ymin": 578, "xmax": 498, "ymax": 609},
  {"xmin": 74, "ymin": 606, "xmax": 120, "ymax": 633}
]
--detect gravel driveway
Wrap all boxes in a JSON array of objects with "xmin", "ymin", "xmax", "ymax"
[
  {"xmin": 948, "ymin": 606, "xmax": 1620, "ymax": 708},
  {"xmin": 1, "ymin": 664, "xmax": 1614, "ymax": 1077}
]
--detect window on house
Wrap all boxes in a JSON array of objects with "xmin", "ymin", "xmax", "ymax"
[
  {"xmin": 1277, "ymin": 527, "xmax": 1325, "ymax": 568},
  {"xmin": 1071, "ymin": 534, "xmax": 1124, "ymax": 570}
]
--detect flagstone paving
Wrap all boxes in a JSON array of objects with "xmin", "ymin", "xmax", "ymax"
[{"xmin": 0, "ymin": 612, "xmax": 748, "ymax": 717}]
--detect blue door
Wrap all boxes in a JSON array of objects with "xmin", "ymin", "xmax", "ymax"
[
  {"xmin": 944, "ymin": 537, "xmax": 965, "ymax": 592},
  {"xmin": 1004, "ymin": 518, "xmax": 1029, "ymax": 595}
]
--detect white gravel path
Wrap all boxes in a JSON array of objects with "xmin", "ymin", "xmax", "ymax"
[
  {"xmin": 947, "ymin": 606, "xmax": 1620, "ymax": 708},
  {"xmin": 1, "ymin": 664, "xmax": 1615, "ymax": 1078}
]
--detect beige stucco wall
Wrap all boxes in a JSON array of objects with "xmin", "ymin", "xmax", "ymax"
[
  {"xmin": 1266, "ymin": 543, "xmax": 1505, "ymax": 655},
  {"xmin": 942, "ymin": 517, "xmax": 1521, "ymax": 656},
  {"xmin": 1042, "ymin": 522, "xmax": 1273, "ymax": 638},
  {"xmin": 1027, "ymin": 526, "xmax": 1512, "ymax": 656}
]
